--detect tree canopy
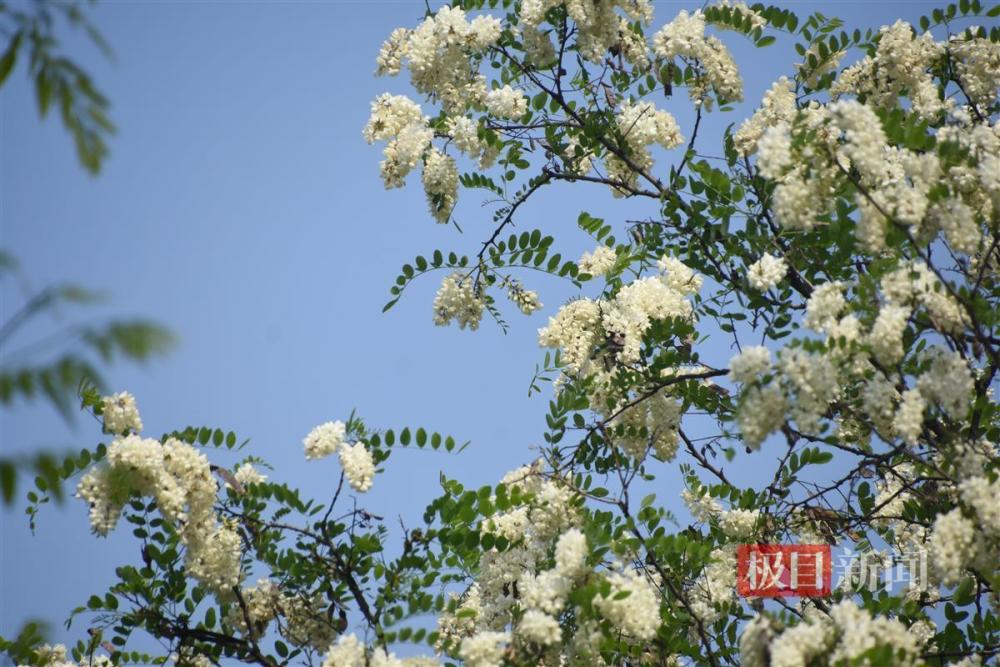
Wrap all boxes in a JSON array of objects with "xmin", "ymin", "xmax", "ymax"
[{"xmin": 4, "ymin": 1, "xmax": 1000, "ymax": 666}]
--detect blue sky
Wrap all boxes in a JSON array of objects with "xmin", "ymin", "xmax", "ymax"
[{"xmin": 1, "ymin": 0, "xmax": 938, "ymax": 647}]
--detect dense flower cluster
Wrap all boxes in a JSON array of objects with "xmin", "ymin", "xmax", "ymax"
[
  {"xmin": 303, "ymin": 420, "xmax": 347, "ymax": 460},
  {"xmin": 832, "ymin": 20, "xmax": 944, "ymax": 120},
  {"xmin": 303, "ymin": 421, "xmax": 375, "ymax": 493},
  {"xmin": 607, "ymin": 101, "xmax": 684, "ymax": 196},
  {"xmin": 484, "ymin": 85, "xmax": 528, "ymax": 120},
  {"xmin": 433, "ymin": 271, "xmax": 484, "ymax": 330},
  {"xmin": 576, "ymin": 245, "xmax": 617, "ymax": 277},
  {"xmin": 520, "ymin": 0, "xmax": 654, "ymax": 64},
  {"xmin": 746, "ymin": 253, "xmax": 787, "ymax": 292},
  {"xmin": 374, "ymin": 6, "xmax": 500, "ymax": 113},
  {"xmin": 76, "ymin": 400, "xmax": 241, "ymax": 596},
  {"xmin": 744, "ymin": 599, "xmax": 928, "ymax": 667},
  {"xmin": 539, "ymin": 255, "xmax": 698, "ymax": 376},
  {"xmin": 504, "ymin": 278, "xmax": 543, "ymax": 315},
  {"xmin": 733, "ymin": 76, "xmax": 796, "ymax": 154},
  {"xmin": 652, "ymin": 9, "xmax": 743, "ymax": 105},
  {"xmin": 101, "ymin": 391, "xmax": 143, "ymax": 435}
]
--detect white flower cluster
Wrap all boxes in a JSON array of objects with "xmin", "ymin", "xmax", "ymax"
[
  {"xmin": 832, "ymin": 20, "xmax": 944, "ymax": 120},
  {"xmin": 303, "ymin": 420, "xmax": 347, "ymax": 460},
  {"xmin": 755, "ymin": 121, "xmax": 840, "ymax": 231},
  {"xmin": 19, "ymin": 644, "xmax": 113, "ymax": 667},
  {"xmin": 736, "ymin": 258, "xmax": 976, "ymax": 448},
  {"xmin": 224, "ymin": 577, "xmax": 281, "ymax": 638},
  {"xmin": 652, "ymin": 9, "xmax": 743, "ymax": 106},
  {"xmin": 458, "ymin": 631, "xmax": 509, "ymax": 667},
  {"xmin": 749, "ymin": 35, "xmax": 995, "ymax": 259},
  {"xmin": 594, "ymin": 562, "xmax": 661, "ymax": 640},
  {"xmin": 435, "ymin": 464, "xmax": 674, "ymax": 664},
  {"xmin": 959, "ymin": 474, "xmax": 1000, "ymax": 536},
  {"xmin": 745, "ymin": 600, "xmax": 926, "ymax": 667},
  {"xmin": 733, "ymin": 76, "xmax": 796, "ymax": 154},
  {"xmin": 485, "ymin": 85, "xmax": 528, "ymax": 120},
  {"xmin": 803, "ymin": 282, "xmax": 848, "ymax": 334},
  {"xmin": 746, "ymin": 253, "xmax": 787, "ymax": 292},
  {"xmin": 520, "ymin": 0, "xmax": 654, "ymax": 64},
  {"xmin": 504, "ymin": 279, "xmax": 543, "ymax": 315},
  {"xmin": 929, "ymin": 508, "xmax": 976, "ymax": 585},
  {"xmin": 362, "ymin": 93, "xmax": 461, "ymax": 224},
  {"xmin": 681, "ymin": 487, "xmax": 723, "ymax": 523},
  {"xmin": 609, "ymin": 390, "xmax": 683, "ymax": 461},
  {"xmin": 728, "ymin": 346, "xmax": 772, "ymax": 385},
  {"xmin": 446, "ymin": 116, "xmax": 497, "ymax": 170},
  {"xmin": 233, "ymin": 462, "xmax": 267, "ymax": 487},
  {"xmin": 278, "ymin": 592, "xmax": 340, "ymax": 651},
  {"xmin": 101, "ymin": 391, "xmax": 143, "ymax": 435},
  {"xmin": 303, "ymin": 421, "xmax": 375, "ymax": 493},
  {"xmin": 322, "ymin": 633, "xmax": 365, "ymax": 667},
  {"xmin": 519, "ymin": 25, "xmax": 557, "ymax": 68},
  {"xmin": 539, "ymin": 255, "xmax": 698, "ymax": 377},
  {"xmin": 689, "ymin": 546, "xmax": 737, "ymax": 626},
  {"xmin": 375, "ymin": 6, "xmax": 500, "ymax": 113},
  {"xmin": 338, "ymin": 442, "xmax": 376, "ymax": 492},
  {"xmin": 433, "ymin": 271, "xmax": 484, "ymax": 331},
  {"xmin": 949, "ymin": 32, "xmax": 1000, "ymax": 110},
  {"xmin": 616, "ymin": 101, "xmax": 684, "ymax": 152},
  {"xmin": 517, "ymin": 608, "xmax": 561, "ymax": 646},
  {"xmin": 421, "ymin": 149, "xmax": 458, "ymax": 224},
  {"xmin": 718, "ymin": 507, "xmax": 760, "ymax": 538},
  {"xmin": 880, "ymin": 261, "xmax": 966, "ymax": 335},
  {"xmin": 75, "ymin": 424, "xmax": 241, "ymax": 596},
  {"xmin": 607, "ymin": 101, "xmax": 683, "ymax": 196},
  {"xmin": 577, "ymin": 245, "xmax": 617, "ymax": 277},
  {"xmin": 363, "ymin": 94, "xmax": 432, "ymax": 190}
]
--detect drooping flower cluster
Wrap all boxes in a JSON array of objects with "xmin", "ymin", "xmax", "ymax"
[
  {"xmin": 233, "ymin": 462, "xmax": 267, "ymax": 487},
  {"xmin": 484, "ymin": 85, "xmax": 528, "ymax": 120},
  {"xmin": 303, "ymin": 421, "xmax": 375, "ymax": 493},
  {"xmin": 363, "ymin": 94, "xmax": 432, "ymax": 190},
  {"xmin": 76, "ymin": 403, "xmax": 241, "ymax": 596},
  {"xmin": 608, "ymin": 100, "xmax": 683, "ymax": 196},
  {"xmin": 743, "ymin": 600, "xmax": 929, "ymax": 667},
  {"xmin": 576, "ymin": 245, "xmax": 617, "ymax": 277},
  {"xmin": 520, "ymin": 0, "xmax": 655, "ymax": 64},
  {"xmin": 504, "ymin": 278, "xmax": 543, "ymax": 315},
  {"xmin": 101, "ymin": 391, "xmax": 143, "ymax": 435},
  {"xmin": 832, "ymin": 20, "xmax": 945, "ymax": 120},
  {"xmin": 593, "ymin": 562, "xmax": 662, "ymax": 640},
  {"xmin": 437, "ymin": 466, "xmax": 584, "ymax": 652},
  {"xmin": 374, "ymin": 6, "xmax": 501, "ymax": 113},
  {"xmin": 303, "ymin": 420, "xmax": 347, "ymax": 460},
  {"xmin": 746, "ymin": 253, "xmax": 788, "ymax": 292},
  {"xmin": 18, "ymin": 643, "xmax": 113, "ymax": 667},
  {"xmin": 433, "ymin": 271, "xmax": 484, "ymax": 330},
  {"xmin": 733, "ymin": 76, "xmax": 796, "ymax": 154},
  {"xmin": 421, "ymin": 149, "xmax": 458, "ymax": 223},
  {"xmin": 539, "ymin": 255, "xmax": 698, "ymax": 377},
  {"xmin": 652, "ymin": 9, "xmax": 743, "ymax": 106}
]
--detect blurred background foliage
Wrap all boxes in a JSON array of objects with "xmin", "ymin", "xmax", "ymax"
[
  {"xmin": 0, "ymin": 0, "xmax": 115, "ymax": 173},
  {"xmin": 0, "ymin": 1, "xmax": 172, "ymax": 505}
]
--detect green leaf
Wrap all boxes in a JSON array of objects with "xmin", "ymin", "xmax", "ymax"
[
  {"xmin": 0, "ymin": 461, "xmax": 14, "ymax": 504},
  {"xmin": 0, "ymin": 33, "xmax": 21, "ymax": 87}
]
